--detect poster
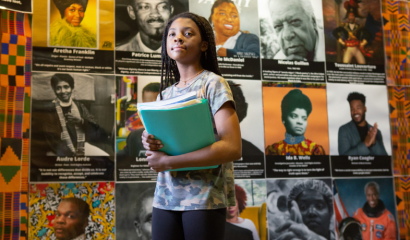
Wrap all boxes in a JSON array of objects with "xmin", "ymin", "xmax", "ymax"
[
  {"xmin": 29, "ymin": 182, "xmax": 115, "ymax": 240},
  {"xmin": 189, "ymin": 0, "xmax": 261, "ymax": 80},
  {"xmin": 115, "ymin": 0, "xmax": 189, "ymax": 75},
  {"xmin": 266, "ymin": 178, "xmax": 334, "ymax": 240},
  {"xmin": 327, "ymin": 83, "xmax": 392, "ymax": 177},
  {"xmin": 323, "ymin": 0, "xmax": 386, "ymax": 84},
  {"xmin": 116, "ymin": 76, "xmax": 160, "ymax": 181},
  {"xmin": 32, "ymin": 0, "xmax": 115, "ymax": 74},
  {"xmin": 116, "ymin": 182, "xmax": 156, "ymax": 239},
  {"xmin": 259, "ymin": 0, "xmax": 326, "ymax": 82},
  {"xmin": 229, "ymin": 80, "xmax": 265, "ymax": 179},
  {"xmin": 263, "ymin": 82, "xmax": 330, "ymax": 178},
  {"xmin": 0, "ymin": 0, "xmax": 32, "ymax": 13},
  {"xmin": 333, "ymin": 178, "xmax": 398, "ymax": 240},
  {"xmin": 30, "ymin": 72, "xmax": 115, "ymax": 181}
]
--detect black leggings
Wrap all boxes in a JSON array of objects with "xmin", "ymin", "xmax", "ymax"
[{"xmin": 152, "ymin": 207, "xmax": 226, "ymax": 240}]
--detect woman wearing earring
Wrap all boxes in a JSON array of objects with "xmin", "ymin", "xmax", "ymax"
[
  {"xmin": 208, "ymin": 0, "xmax": 260, "ymax": 58},
  {"xmin": 226, "ymin": 184, "xmax": 260, "ymax": 240},
  {"xmin": 50, "ymin": 0, "xmax": 97, "ymax": 48},
  {"xmin": 265, "ymin": 89, "xmax": 325, "ymax": 156}
]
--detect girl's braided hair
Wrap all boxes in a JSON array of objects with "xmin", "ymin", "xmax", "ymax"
[{"xmin": 159, "ymin": 12, "xmax": 221, "ymax": 100}]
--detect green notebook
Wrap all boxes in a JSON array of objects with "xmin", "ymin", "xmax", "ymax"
[{"xmin": 138, "ymin": 97, "xmax": 218, "ymax": 171}]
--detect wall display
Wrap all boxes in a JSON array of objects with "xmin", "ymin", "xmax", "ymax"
[
  {"xmin": 189, "ymin": 0, "xmax": 261, "ymax": 80},
  {"xmin": 327, "ymin": 83, "xmax": 392, "ymax": 177},
  {"xmin": 115, "ymin": 0, "xmax": 189, "ymax": 75},
  {"xmin": 29, "ymin": 182, "xmax": 115, "ymax": 240},
  {"xmin": 116, "ymin": 75, "xmax": 160, "ymax": 181},
  {"xmin": 32, "ymin": 0, "xmax": 115, "ymax": 74},
  {"xmin": 259, "ymin": 0, "xmax": 326, "ymax": 82},
  {"xmin": 263, "ymin": 83, "xmax": 330, "ymax": 178},
  {"xmin": 0, "ymin": 0, "xmax": 32, "ymax": 13},
  {"xmin": 229, "ymin": 80, "xmax": 265, "ymax": 179},
  {"xmin": 30, "ymin": 72, "xmax": 115, "ymax": 182},
  {"xmin": 266, "ymin": 178, "xmax": 334, "ymax": 240},
  {"xmin": 322, "ymin": 0, "xmax": 386, "ymax": 84},
  {"xmin": 333, "ymin": 178, "xmax": 398, "ymax": 240},
  {"xmin": 116, "ymin": 182, "xmax": 156, "ymax": 240},
  {"xmin": 389, "ymin": 86, "xmax": 410, "ymax": 176}
]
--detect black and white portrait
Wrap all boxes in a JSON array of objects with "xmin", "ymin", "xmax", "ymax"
[
  {"xmin": 116, "ymin": 182, "xmax": 156, "ymax": 240},
  {"xmin": 30, "ymin": 72, "xmax": 115, "ymax": 157},
  {"xmin": 259, "ymin": 0, "xmax": 325, "ymax": 61},
  {"xmin": 266, "ymin": 179, "xmax": 334, "ymax": 240},
  {"xmin": 115, "ymin": 0, "xmax": 189, "ymax": 52}
]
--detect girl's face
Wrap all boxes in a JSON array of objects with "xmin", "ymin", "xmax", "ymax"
[{"xmin": 166, "ymin": 18, "xmax": 208, "ymax": 64}]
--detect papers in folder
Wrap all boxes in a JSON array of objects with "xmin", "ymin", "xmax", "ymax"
[{"xmin": 137, "ymin": 92, "xmax": 218, "ymax": 171}]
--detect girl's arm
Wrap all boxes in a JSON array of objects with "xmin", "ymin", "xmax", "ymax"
[{"xmin": 142, "ymin": 102, "xmax": 242, "ymax": 172}]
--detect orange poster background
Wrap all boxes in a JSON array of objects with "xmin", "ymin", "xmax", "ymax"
[{"xmin": 263, "ymin": 86, "xmax": 329, "ymax": 154}]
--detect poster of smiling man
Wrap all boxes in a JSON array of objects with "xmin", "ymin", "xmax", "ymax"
[
  {"xmin": 259, "ymin": 0, "xmax": 326, "ymax": 82},
  {"xmin": 189, "ymin": 0, "xmax": 261, "ymax": 80},
  {"xmin": 322, "ymin": 0, "xmax": 386, "ymax": 84},
  {"xmin": 115, "ymin": 0, "xmax": 189, "ymax": 75},
  {"xmin": 327, "ymin": 83, "xmax": 392, "ymax": 177},
  {"xmin": 262, "ymin": 82, "xmax": 330, "ymax": 178},
  {"xmin": 32, "ymin": 0, "xmax": 115, "ymax": 74}
]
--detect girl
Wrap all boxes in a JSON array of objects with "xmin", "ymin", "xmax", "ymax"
[{"xmin": 141, "ymin": 12, "xmax": 242, "ymax": 240}]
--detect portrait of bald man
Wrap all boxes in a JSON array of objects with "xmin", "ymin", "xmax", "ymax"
[{"xmin": 265, "ymin": 0, "xmax": 325, "ymax": 61}]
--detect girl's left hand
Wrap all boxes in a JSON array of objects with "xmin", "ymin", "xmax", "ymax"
[{"xmin": 146, "ymin": 150, "xmax": 170, "ymax": 172}]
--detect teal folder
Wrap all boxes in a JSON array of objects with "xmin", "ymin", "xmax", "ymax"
[{"xmin": 139, "ymin": 98, "xmax": 219, "ymax": 171}]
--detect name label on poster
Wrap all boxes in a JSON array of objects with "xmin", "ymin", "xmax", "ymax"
[
  {"xmin": 56, "ymin": 156, "xmax": 90, "ymax": 161},
  {"xmin": 348, "ymin": 156, "xmax": 375, "ymax": 161},
  {"xmin": 217, "ymin": 57, "xmax": 245, "ymax": 62},
  {"xmin": 334, "ymin": 63, "xmax": 376, "ymax": 70},
  {"xmin": 286, "ymin": 156, "xmax": 311, "ymax": 160},
  {"xmin": 53, "ymin": 48, "xmax": 95, "ymax": 55},
  {"xmin": 278, "ymin": 60, "xmax": 309, "ymax": 66},
  {"xmin": 131, "ymin": 52, "xmax": 161, "ymax": 58}
]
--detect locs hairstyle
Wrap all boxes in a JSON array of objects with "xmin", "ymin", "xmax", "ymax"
[
  {"xmin": 159, "ymin": 12, "xmax": 221, "ymax": 100},
  {"xmin": 51, "ymin": 73, "xmax": 75, "ymax": 91},
  {"xmin": 208, "ymin": 0, "xmax": 236, "ymax": 24},
  {"xmin": 281, "ymin": 89, "xmax": 312, "ymax": 122},
  {"xmin": 347, "ymin": 92, "xmax": 366, "ymax": 105},
  {"xmin": 53, "ymin": 0, "xmax": 88, "ymax": 19}
]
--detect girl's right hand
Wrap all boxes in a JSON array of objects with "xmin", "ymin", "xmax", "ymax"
[{"xmin": 141, "ymin": 130, "xmax": 163, "ymax": 150}]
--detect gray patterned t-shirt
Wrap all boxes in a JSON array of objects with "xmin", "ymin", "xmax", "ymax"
[{"xmin": 153, "ymin": 70, "xmax": 236, "ymax": 210}]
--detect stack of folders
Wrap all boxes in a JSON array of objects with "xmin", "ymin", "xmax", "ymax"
[{"xmin": 137, "ymin": 92, "xmax": 218, "ymax": 171}]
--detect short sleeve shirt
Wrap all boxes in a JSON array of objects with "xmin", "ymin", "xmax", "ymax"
[{"xmin": 153, "ymin": 70, "xmax": 236, "ymax": 210}]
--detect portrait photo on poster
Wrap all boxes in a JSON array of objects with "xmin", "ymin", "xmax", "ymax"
[
  {"xmin": 31, "ymin": 72, "xmax": 115, "ymax": 157},
  {"xmin": 333, "ymin": 178, "xmax": 398, "ymax": 240},
  {"xmin": 115, "ymin": 0, "xmax": 189, "ymax": 52},
  {"xmin": 225, "ymin": 179, "xmax": 266, "ymax": 240},
  {"xmin": 322, "ymin": 0, "xmax": 386, "ymax": 83},
  {"xmin": 48, "ymin": 0, "xmax": 99, "ymax": 48},
  {"xmin": 115, "ymin": 182, "xmax": 156, "ymax": 240},
  {"xmin": 326, "ymin": 83, "xmax": 391, "ymax": 156},
  {"xmin": 189, "ymin": 0, "xmax": 260, "ymax": 59},
  {"xmin": 266, "ymin": 178, "xmax": 334, "ymax": 240},
  {"xmin": 259, "ymin": 0, "xmax": 325, "ymax": 62},
  {"xmin": 263, "ymin": 85, "xmax": 329, "ymax": 156},
  {"xmin": 29, "ymin": 182, "xmax": 115, "ymax": 240},
  {"xmin": 228, "ymin": 80, "xmax": 265, "ymax": 179}
]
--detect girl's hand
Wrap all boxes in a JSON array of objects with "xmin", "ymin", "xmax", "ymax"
[
  {"xmin": 141, "ymin": 130, "xmax": 163, "ymax": 150},
  {"xmin": 146, "ymin": 150, "xmax": 170, "ymax": 172}
]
